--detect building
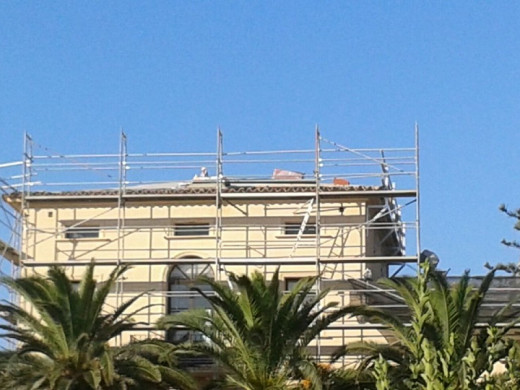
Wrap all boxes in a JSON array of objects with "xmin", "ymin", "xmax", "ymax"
[{"xmin": 0, "ymin": 129, "xmax": 420, "ymax": 364}]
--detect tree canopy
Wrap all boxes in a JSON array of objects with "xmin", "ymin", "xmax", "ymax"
[
  {"xmin": 158, "ymin": 269, "xmax": 352, "ymax": 390},
  {"xmin": 0, "ymin": 263, "xmax": 196, "ymax": 390},
  {"xmin": 335, "ymin": 262, "xmax": 520, "ymax": 389}
]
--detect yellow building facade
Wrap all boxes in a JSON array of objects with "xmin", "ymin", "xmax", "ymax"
[{"xmin": 0, "ymin": 130, "xmax": 420, "ymax": 363}]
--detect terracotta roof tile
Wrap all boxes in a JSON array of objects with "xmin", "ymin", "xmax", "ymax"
[{"xmin": 7, "ymin": 184, "xmax": 382, "ymax": 198}]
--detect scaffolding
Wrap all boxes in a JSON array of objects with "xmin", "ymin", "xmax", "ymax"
[{"xmin": 0, "ymin": 127, "xmax": 422, "ymax": 360}]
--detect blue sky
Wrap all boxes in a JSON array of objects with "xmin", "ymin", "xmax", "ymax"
[{"xmin": 1, "ymin": 2, "xmax": 519, "ymax": 275}]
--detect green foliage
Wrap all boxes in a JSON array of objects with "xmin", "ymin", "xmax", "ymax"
[
  {"xmin": 335, "ymin": 262, "xmax": 520, "ymax": 390},
  {"xmin": 499, "ymin": 204, "xmax": 520, "ymax": 251},
  {"xmin": 373, "ymin": 355, "xmax": 390, "ymax": 390},
  {"xmin": 303, "ymin": 364, "xmax": 375, "ymax": 390},
  {"xmin": 158, "ymin": 269, "xmax": 351, "ymax": 390},
  {"xmin": 0, "ymin": 263, "xmax": 196, "ymax": 390}
]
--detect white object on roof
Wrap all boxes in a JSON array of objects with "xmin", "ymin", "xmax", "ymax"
[
  {"xmin": 193, "ymin": 166, "xmax": 210, "ymax": 180},
  {"xmin": 272, "ymin": 169, "xmax": 304, "ymax": 180}
]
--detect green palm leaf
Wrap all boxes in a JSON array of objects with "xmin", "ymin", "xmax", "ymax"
[
  {"xmin": 0, "ymin": 261, "xmax": 196, "ymax": 390},
  {"xmin": 158, "ymin": 267, "xmax": 350, "ymax": 390},
  {"xmin": 336, "ymin": 262, "xmax": 520, "ymax": 388}
]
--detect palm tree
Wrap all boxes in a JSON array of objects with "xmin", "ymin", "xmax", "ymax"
[
  {"xmin": 334, "ymin": 262, "xmax": 520, "ymax": 389},
  {"xmin": 158, "ymin": 269, "xmax": 351, "ymax": 390},
  {"xmin": 0, "ymin": 263, "xmax": 196, "ymax": 390},
  {"xmin": 315, "ymin": 364, "xmax": 375, "ymax": 390}
]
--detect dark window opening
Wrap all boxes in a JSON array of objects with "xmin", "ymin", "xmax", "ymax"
[
  {"xmin": 65, "ymin": 227, "xmax": 100, "ymax": 239},
  {"xmin": 284, "ymin": 277, "xmax": 316, "ymax": 304},
  {"xmin": 284, "ymin": 223, "xmax": 317, "ymax": 235},
  {"xmin": 285, "ymin": 278, "xmax": 302, "ymax": 292},
  {"xmin": 174, "ymin": 224, "xmax": 210, "ymax": 236},
  {"xmin": 167, "ymin": 261, "xmax": 214, "ymax": 366}
]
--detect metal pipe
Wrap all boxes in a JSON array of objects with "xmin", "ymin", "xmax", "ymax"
[{"xmin": 415, "ymin": 123, "xmax": 421, "ymax": 264}]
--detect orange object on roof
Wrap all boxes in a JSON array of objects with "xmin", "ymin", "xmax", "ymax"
[{"xmin": 333, "ymin": 178, "xmax": 350, "ymax": 186}]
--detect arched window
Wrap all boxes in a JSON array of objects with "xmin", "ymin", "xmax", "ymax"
[{"xmin": 167, "ymin": 261, "xmax": 214, "ymax": 344}]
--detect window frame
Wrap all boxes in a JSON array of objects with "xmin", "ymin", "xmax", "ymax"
[
  {"xmin": 173, "ymin": 223, "xmax": 210, "ymax": 237},
  {"xmin": 167, "ymin": 262, "xmax": 214, "ymax": 347},
  {"xmin": 283, "ymin": 223, "xmax": 317, "ymax": 236},
  {"xmin": 284, "ymin": 277, "xmax": 302, "ymax": 292},
  {"xmin": 64, "ymin": 227, "xmax": 100, "ymax": 239}
]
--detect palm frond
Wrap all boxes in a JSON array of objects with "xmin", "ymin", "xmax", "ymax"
[{"xmin": 0, "ymin": 263, "xmax": 195, "ymax": 390}]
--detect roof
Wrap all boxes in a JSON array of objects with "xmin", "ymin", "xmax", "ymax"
[
  {"xmin": 18, "ymin": 184, "xmax": 379, "ymax": 197},
  {"xmin": 2, "ymin": 179, "xmax": 417, "ymax": 205}
]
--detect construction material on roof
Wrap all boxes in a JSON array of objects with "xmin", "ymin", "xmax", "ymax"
[
  {"xmin": 272, "ymin": 169, "xmax": 304, "ymax": 180},
  {"xmin": 333, "ymin": 178, "xmax": 350, "ymax": 186}
]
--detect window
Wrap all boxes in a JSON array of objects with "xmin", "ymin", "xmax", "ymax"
[
  {"xmin": 285, "ymin": 278, "xmax": 302, "ymax": 292},
  {"xmin": 174, "ymin": 224, "xmax": 210, "ymax": 236},
  {"xmin": 284, "ymin": 277, "xmax": 316, "ymax": 303},
  {"xmin": 167, "ymin": 261, "xmax": 214, "ymax": 366},
  {"xmin": 168, "ymin": 263, "xmax": 214, "ymax": 313},
  {"xmin": 65, "ymin": 227, "xmax": 100, "ymax": 239},
  {"xmin": 167, "ymin": 262, "xmax": 214, "ymax": 343},
  {"xmin": 284, "ymin": 223, "xmax": 317, "ymax": 236}
]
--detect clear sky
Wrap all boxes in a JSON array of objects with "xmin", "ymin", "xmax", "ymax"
[{"xmin": 1, "ymin": 2, "xmax": 519, "ymax": 275}]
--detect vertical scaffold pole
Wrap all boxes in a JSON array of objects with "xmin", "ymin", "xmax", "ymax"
[
  {"xmin": 20, "ymin": 132, "xmax": 33, "ymax": 279},
  {"xmin": 215, "ymin": 128, "xmax": 223, "ymax": 281},
  {"xmin": 116, "ymin": 130, "xmax": 127, "ymax": 344},
  {"xmin": 315, "ymin": 126, "xmax": 322, "ymax": 277},
  {"xmin": 117, "ymin": 130, "xmax": 128, "ymax": 267},
  {"xmin": 314, "ymin": 125, "xmax": 322, "ymax": 361},
  {"xmin": 414, "ymin": 123, "xmax": 421, "ymax": 263},
  {"xmin": 13, "ymin": 132, "xmax": 33, "ymax": 335}
]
